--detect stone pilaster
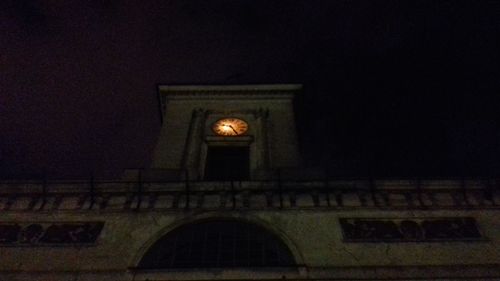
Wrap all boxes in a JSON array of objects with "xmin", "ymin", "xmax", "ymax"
[
  {"xmin": 255, "ymin": 108, "xmax": 271, "ymax": 179},
  {"xmin": 182, "ymin": 108, "xmax": 206, "ymax": 180}
]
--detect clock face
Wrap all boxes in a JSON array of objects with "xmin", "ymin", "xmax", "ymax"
[{"xmin": 212, "ymin": 118, "xmax": 249, "ymax": 136}]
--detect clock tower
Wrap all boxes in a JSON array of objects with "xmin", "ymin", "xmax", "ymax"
[
  {"xmin": 1, "ymin": 84, "xmax": 499, "ymax": 281},
  {"xmin": 150, "ymin": 84, "xmax": 302, "ymax": 180}
]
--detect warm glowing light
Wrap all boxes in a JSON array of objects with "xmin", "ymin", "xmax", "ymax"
[{"xmin": 212, "ymin": 118, "xmax": 248, "ymax": 136}]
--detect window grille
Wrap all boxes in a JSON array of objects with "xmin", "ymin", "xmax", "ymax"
[{"xmin": 138, "ymin": 220, "xmax": 295, "ymax": 268}]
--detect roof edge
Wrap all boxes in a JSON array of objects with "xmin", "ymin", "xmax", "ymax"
[{"xmin": 158, "ymin": 84, "xmax": 303, "ymax": 92}]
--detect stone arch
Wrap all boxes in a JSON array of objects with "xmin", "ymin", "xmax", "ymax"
[{"xmin": 135, "ymin": 215, "xmax": 300, "ymax": 269}]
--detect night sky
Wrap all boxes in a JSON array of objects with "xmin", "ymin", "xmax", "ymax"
[{"xmin": 1, "ymin": 0, "xmax": 499, "ymax": 179}]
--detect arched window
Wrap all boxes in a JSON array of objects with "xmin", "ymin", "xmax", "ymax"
[{"xmin": 138, "ymin": 219, "xmax": 295, "ymax": 268}]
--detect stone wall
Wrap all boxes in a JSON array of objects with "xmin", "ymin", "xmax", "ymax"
[{"xmin": 0, "ymin": 179, "xmax": 499, "ymax": 281}]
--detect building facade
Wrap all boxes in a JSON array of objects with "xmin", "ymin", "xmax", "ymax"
[{"xmin": 1, "ymin": 85, "xmax": 499, "ymax": 281}]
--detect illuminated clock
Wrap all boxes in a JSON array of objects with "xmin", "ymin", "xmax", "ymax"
[{"xmin": 212, "ymin": 118, "xmax": 249, "ymax": 136}]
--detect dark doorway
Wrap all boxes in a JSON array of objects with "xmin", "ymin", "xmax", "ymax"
[{"xmin": 204, "ymin": 146, "xmax": 249, "ymax": 180}]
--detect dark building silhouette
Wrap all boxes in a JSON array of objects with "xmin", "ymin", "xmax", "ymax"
[{"xmin": 0, "ymin": 85, "xmax": 499, "ymax": 281}]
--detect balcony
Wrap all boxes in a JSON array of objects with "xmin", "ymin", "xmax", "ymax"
[{"xmin": 0, "ymin": 169, "xmax": 499, "ymax": 212}]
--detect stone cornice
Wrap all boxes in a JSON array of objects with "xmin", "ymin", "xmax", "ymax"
[
  {"xmin": 156, "ymin": 84, "xmax": 300, "ymax": 124},
  {"xmin": 159, "ymin": 84, "xmax": 302, "ymax": 92},
  {"xmin": 158, "ymin": 84, "xmax": 301, "ymax": 101}
]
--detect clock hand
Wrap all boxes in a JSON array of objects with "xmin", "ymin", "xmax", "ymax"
[{"xmin": 229, "ymin": 125, "xmax": 238, "ymax": 134}]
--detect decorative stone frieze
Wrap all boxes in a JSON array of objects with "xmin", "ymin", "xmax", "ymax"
[
  {"xmin": 339, "ymin": 217, "xmax": 483, "ymax": 242},
  {"xmin": 0, "ymin": 222, "xmax": 104, "ymax": 246}
]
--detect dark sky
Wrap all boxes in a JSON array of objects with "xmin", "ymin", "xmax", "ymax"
[{"xmin": 1, "ymin": 0, "xmax": 499, "ymax": 179}]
